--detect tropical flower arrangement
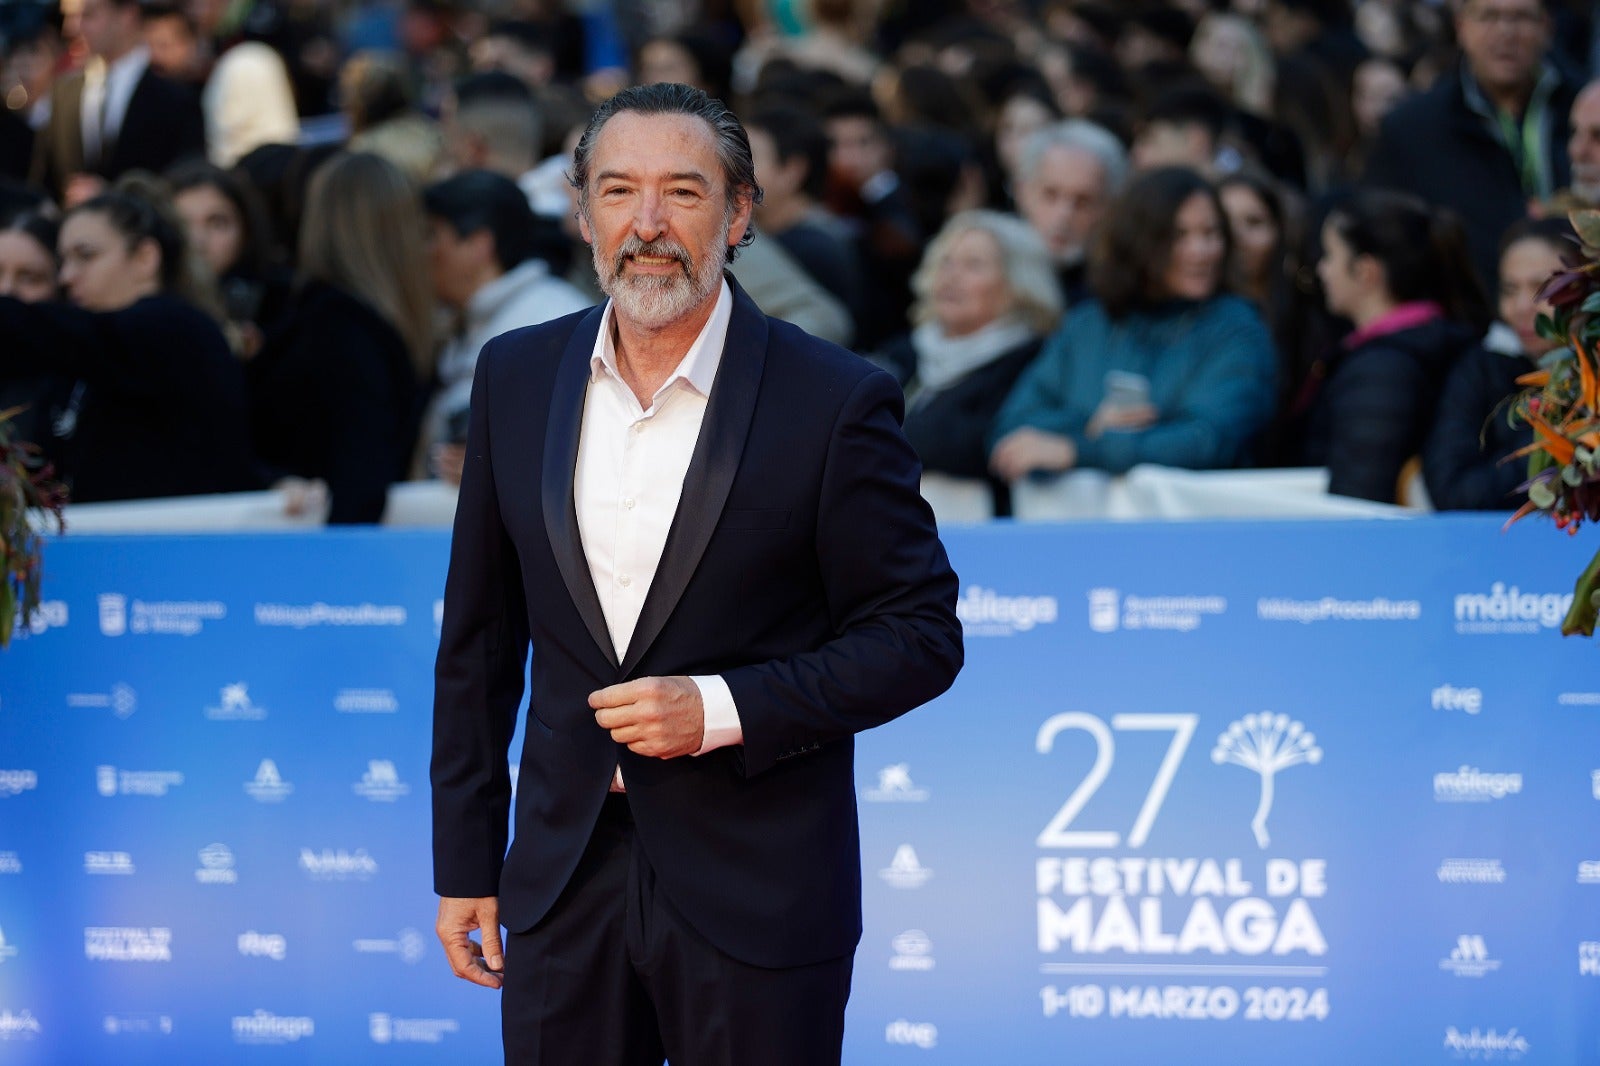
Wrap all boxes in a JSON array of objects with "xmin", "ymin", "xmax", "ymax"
[
  {"xmin": 0, "ymin": 406, "xmax": 68, "ymax": 648},
  {"xmin": 1506, "ymin": 210, "xmax": 1600, "ymax": 637}
]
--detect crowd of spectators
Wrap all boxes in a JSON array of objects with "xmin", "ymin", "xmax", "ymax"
[{"xmin": 1, "ymin": 0, "xmax": 1595, "ymax": 521}]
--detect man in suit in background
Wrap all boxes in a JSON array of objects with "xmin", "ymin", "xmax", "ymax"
[
  {"xmin": 431, "ymin": 82, "xmax": 963, "ymax": 1065},
  {"xmin": 30, "ymin": 0, "xmax": 205, "ymax": 202}
]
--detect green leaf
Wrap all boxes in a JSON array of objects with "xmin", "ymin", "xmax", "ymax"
[
  {"xmin": 1579, "ymin": 291, "xmax": 1600, "ymax": 314},
  {"xmin": 1562, "ymin": 545, "xmax": 1600, "ymax": 637},
  {"xmin": 1534, "ymin": 312, "xmax": 1559, "ymax": 342},
  {"xmin": 0, "ymin": 580, "xmax": 12, "ymax": 650},
  {"xmin": 1572, "ymin": 208, "xmax": 1600, "ymax": 250},
  {"xmin": 1563, "ymin": 463, "xmax": 1585, "ymax": 486},
  {"xmin": 1529, "ymin": 480, "xmax": 1558, "ymax": 508}
]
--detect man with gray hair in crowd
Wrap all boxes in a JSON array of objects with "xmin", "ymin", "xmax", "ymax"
[
  {"xmin": 1012, "ymin": 118, "xmax": 1129, "ymax": 304},
  {"xmin": 1556, "ymin": 78, "xmax": 1600, "ymax": 209},
  {"xmin": 440, "ymin": 71, "xmax": 545, "ymax": 208}
]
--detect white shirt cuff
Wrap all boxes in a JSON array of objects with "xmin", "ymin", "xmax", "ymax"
[{"xmin": 689, "ymin": 674, "xmax": 742, "ymax": 754}]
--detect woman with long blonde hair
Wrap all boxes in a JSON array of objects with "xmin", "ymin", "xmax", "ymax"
[{"xmin": 248, "ymin": 152, "xmax": 435, "ymax": 523}]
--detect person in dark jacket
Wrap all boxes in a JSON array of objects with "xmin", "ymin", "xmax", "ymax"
[
  {"xmin": 248, "ymin": 152, "xmax": 434, "ymax": 524},
  {"xmin": 0, "ymin": 185, "xmax": 255, "ymax": 502},
  {"xmin": 871, "ymin": 209, "xmax": 1062, "ymax": 515},
  {"xmin": 1425, "ymin": 217, "xmax": 1573, "ymax": 510},
  {"xmin": 1302, "ymin": 189, "xmax": 1492, "ymax": 503},
  {"xmin": 1362, "ymin": 0, "xmax": 1576, "ymax": 292}
]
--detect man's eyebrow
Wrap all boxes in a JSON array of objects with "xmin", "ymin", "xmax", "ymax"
[{"xmin": 593, "ymin": 169, "xmax": 713, "ymax": 187}]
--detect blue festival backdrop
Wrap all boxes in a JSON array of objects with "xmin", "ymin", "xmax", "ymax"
[{"xmin": 1, "ymin": 516, "xmax": 1598, "ymax": 1063}]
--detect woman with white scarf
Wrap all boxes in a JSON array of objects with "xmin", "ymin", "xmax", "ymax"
[{"xmin": 870, "ymin": 209, "xmax": 1063, "ymax": 515}]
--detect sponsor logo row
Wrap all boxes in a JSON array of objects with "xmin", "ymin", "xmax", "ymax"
[
  {"xmin": 43, "ymin": 680, "xmax": 1600, "ymax": 726},
  {"xmin": 0, "ymin": 924, "xmax": 427, "ymax": 967},
  {"xmin": 15, "ymin": 595, "xmax": 442, "ymax": 640},
  {"xmin": 0, "ymin": 843, "xmax": 401, "ymax": 884},
  {"xmin": 15, "ymin": 584, "xmax": 1579, "ymax": 638},
  {"xmin": 0, "ymin": 1008, "xmax": 462, "ymax": 1045},
  {"xmin": 0, "ymin": 760, "xmax": 413, "ymax": 802},
  {"xmin": 951, "ymin": 584, "xmax": 1582, "ymax": 638},
  {"xmin": 52, "ymin": 683, "xmax": 402, "ymax": 721}
]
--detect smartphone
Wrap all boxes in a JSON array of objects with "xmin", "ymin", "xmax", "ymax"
[{"xmin": 1102, "ymin": 370, "xmax": 1151, "ymax": 410}]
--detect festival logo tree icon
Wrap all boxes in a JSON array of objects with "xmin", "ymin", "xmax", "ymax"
[{"xmin": 1212, "ymin": 713, "xmax": 1323, "ymax": 848}]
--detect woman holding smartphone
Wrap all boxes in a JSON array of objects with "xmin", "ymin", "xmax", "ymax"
[{"xmin": 988, "ymin": 166, "xmax": 1277, "ymax": 480}]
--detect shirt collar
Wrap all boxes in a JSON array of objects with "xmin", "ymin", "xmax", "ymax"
[
  {"xmin": 105, "ymin": 45, "xmax": 149, "ymax": 91},
  {"xmin": 589, "ymin": 278, "xmax": 732, "ymax": 405},
  {"xmin": 1342, "ymin": 300, "xmax": 1444, "ymax": 350},
  {"xmin": 466, "ymin": 258, "xmax": 548, "ymax": 330},
  {"xmin": 1460, "ymin": 58, "xmax": 1558, "ymax": 122}
]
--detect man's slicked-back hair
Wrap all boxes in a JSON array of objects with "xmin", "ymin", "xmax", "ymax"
[{"xmin": 567, "ymin": 82, "xmax": 763, "ymax": 260}]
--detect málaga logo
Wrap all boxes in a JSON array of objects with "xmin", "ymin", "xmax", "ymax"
[
  {"xmin": 1455, "ymin": 582, "xmax": 1572, "ymax": 634},
  {"xmin": 957, "ymin": 585, "xmax": 1058, "ymax": 636}
]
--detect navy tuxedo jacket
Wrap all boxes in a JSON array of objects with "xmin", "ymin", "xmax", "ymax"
[{"xmin": 431, "ymin": 279, "xmax": 963, "ymax": 969}]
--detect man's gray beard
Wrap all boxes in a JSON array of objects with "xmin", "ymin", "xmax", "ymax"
[
  {"xmin": 1572, "ymin": 177, "xmax": 1600, "ymax": 206},
  {"xmin": 594, "ymin": 229, "xmax": 728, "ymax": 329}
]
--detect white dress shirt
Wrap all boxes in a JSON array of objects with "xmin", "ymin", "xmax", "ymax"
[
  {"xmin": 575, "ymin": 281, "xmax": 743, "ymax": 788},
  {"xmin": 82, "ymin": 45, "xmax": 149, "ymax": 166}
]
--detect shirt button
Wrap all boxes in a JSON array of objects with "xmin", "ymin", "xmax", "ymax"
[
  {"xmin": 633, "ymin": 423, "xmax": 646, "ymax": 435},
  {"xmin": 619, "ymin": 575, "xmax": 632, "ymax": 588},
  {"xmin": 623, "ymin": 498, "xmax": 636, "ymax": 510}
]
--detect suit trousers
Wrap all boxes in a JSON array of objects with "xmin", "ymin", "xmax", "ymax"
[{"xmin": 501, "ymin": 793, "xmax": 855, "ymax": 1066}]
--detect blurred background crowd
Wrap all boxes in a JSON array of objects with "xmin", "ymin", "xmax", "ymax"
[{"xmin": 0, "ymin": 0, "xmax": 1593, "ymax": 522}]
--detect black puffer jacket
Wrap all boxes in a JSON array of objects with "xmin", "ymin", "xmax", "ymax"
[
  {"xmin": 1302, "ymin": 317, "xmax": 1479, "ymax": 503},
  {"xmin": 1423, "ymin": 333, "xmax": 1536, "ymax": 511}
]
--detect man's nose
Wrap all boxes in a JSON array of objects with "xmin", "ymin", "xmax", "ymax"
[{"xmin": 634, "ymin": 192, "xmax": 667, "ymax": 240}]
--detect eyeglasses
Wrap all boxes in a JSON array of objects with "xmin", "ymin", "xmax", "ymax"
[{"xmin": 1462, "ymin": 5, "xmax": 1547, "ymax": 29}]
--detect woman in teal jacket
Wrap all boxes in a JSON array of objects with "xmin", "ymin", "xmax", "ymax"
[{"xmin": 989, "ymin": 167, "xmax": 1277, "ymax": 480}]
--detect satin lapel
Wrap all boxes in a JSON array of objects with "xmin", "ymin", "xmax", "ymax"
[
  {"xmin": 620, "ymin": 282, "xmax": 768, "ymax": 677},
  {"xmin": 542, "ymin": 304, "xmax": 619, "ymax": 669}
]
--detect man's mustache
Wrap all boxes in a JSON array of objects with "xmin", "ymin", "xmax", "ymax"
[{"xmin": 613, "ymin": 236, "xmax": 692, "ymax": 277}]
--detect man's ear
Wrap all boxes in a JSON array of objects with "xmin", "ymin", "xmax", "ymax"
[
  {"xmin": 726, "ymin": 186, "xmax": 755, "ymax": 248},
  {"xmin": 576, "ymin": 204, "xmax": 593, "ymax": 245}
]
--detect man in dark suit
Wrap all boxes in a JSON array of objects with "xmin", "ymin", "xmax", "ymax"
[
  {"xmin": 29, "ymin": 0, "xmax": 205, "ymax": 202},
  {"xmin": 430, "ymin": 83, "xmax": 964, "ymax": 1066}
]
